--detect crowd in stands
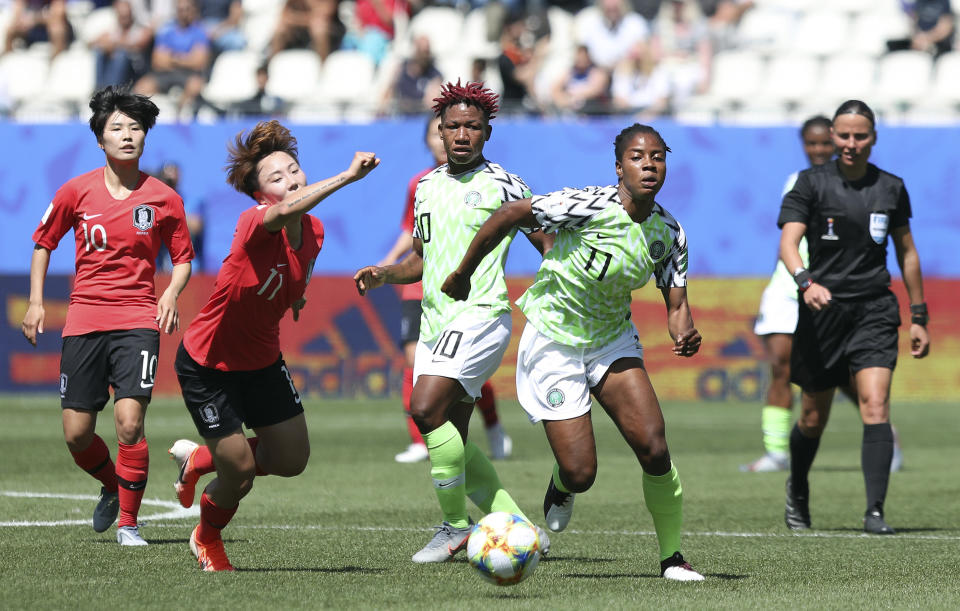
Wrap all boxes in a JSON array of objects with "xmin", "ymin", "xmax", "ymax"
[{"xmin": 0, "ymin": 0, "xmax": 959, "ymax": 121}]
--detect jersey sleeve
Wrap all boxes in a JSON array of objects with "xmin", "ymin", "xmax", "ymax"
[
  {"xmin": 235, "ymin": 205, "xmax": 273, "ymax": 250},
  {"xmin": 411, "ymin": 182, "xmax": 424, "ymax": 241},
  {"xmin": 309, "ymin": 214, "xmax": 325, "ymax": 250},
  {"xmin": 655, "ymin": 213, "xmax": 688, "ymax": 289},
  {"xmin": 530, "ymin": 186, "xmax": 608, "ymax": 233},
  {"xmin": 32, "ymin": 182, "xmax": 77, "ymax": 250},
  {"xmin": 162, "ymin": 194, "xmax": 196, "ymax": 265},
  {"xmin": 778, "ymin": 170, "xmax": 814, "ymax": 228},
  {"xmin": 402, "ymin": 173, "xmax": 419, "ymax": 234},
  {"xmin": 890, "ymin": 182, "xmax": 912, "ymax": 228}
]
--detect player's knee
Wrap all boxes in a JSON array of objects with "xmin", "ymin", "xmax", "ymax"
[
  {"xmin": 114, "ymin": 420, "xmax": 144, "ymax": 446},
  {"xmin": 560, "ymin": 465, "xmax": 596, "ymax": 493},
  {"xmin": 63, "ymin": 430, "xmax": 95, "ymax": 453},
  {"xmin": 273, "ymin": 448, "xmax": 310, "ymax": 477}
]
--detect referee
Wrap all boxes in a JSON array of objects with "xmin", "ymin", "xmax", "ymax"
[{"xmin": 777, "ymin": 99, "xmax": 930, "ymax": 535}]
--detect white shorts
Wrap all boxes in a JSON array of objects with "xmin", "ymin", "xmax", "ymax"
[
  {"xmin": 413, "ymin": 312, "xmax": 511, "ymax": 401},
  {"xmin": 516, "ymin": 322, "xmax": 644, "ymax": 423},
  {"xmin": 754, "ymin": 282, "xmax": 799, "ymax": 336}
]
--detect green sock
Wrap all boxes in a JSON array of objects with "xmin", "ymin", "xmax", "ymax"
[
  {"xmin": 423, "ymin": 422, "xmax": 468, "ymax": 529},
  {"xmin": 552, "ymin": 463, "xmax": 571, "ymax": 493},
  {"xmin": 464, "ymin": 441, "xmax": 527, "ymax": 521},
  {"xmin": 761, "ymin": 406, "xmax": 792, "ymax": 455},
  {"xmin": 642, "ymin": 463, "xmax": 683, "ymax": 562}
]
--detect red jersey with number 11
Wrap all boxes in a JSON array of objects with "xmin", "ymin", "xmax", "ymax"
[
  {"xmin": 32, "ymin": 167, "xmax": 194, "ymax": 337},
  {"xmin": 183, "ymin": 205, "xmax": 324, "ymax": 371}
]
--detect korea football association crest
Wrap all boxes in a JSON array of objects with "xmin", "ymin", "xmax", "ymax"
[
  {"xmin": 132, "ymin": 205, "xmax": 155, "ymax": 231},
  {"xmin": 200, "ymin": 403, "xmax": 220, "ymax": 426}
]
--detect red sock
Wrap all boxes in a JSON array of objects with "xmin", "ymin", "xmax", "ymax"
[
  {"xmin": 403, "ymin": 367, "xmax": 424, "ymax": 445},
  {"xmin": 116, "ymin": 439, "xmax": 149, "ymax": 528},
  {"xmin": 69, "ymin": 434, "xmax": 118, "ymax": 492},
  {"xmin": 197, "ymin": 491, "xmax": 238, "ymax": 544},
  {"xmin": 477, "ymin": 382, "xmax": 499, "ymax": 427}
]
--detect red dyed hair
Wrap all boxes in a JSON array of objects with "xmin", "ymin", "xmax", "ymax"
[{"xmin": 431, "ymin": 80, "xmax": 499, "ymax": 121}]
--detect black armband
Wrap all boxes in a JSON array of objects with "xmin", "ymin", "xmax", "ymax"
[
  {"xmin": 793, "ymin": 268, "xmax": 813, "ymax": 292},
  {"xmin": 910, "ymin": 303, "xmax": 928, "ymax": 326}
]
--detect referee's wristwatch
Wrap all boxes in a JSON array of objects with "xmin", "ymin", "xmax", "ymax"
[
  {"xmin": 793, "ymin": 267, "xmax": 814, "ymax": 292},
  {"xmin": 910, "ymin": 303, "xmax": 929, "ymax": 326}
]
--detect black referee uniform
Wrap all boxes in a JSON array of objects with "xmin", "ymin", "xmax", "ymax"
[{"xmin": 778, "ymin": 160, "xmax": 910, "ymax": 390}]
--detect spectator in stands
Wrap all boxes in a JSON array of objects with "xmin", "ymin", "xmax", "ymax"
[
  {"xmin": 696, "ymin": 0, "xmax": 752, "ymax": 51},
  {"xmin": 578, "ymin": 0, "xmax": 649, "ymax": 71},
  {"xmin": 268, "ymin": 0, "xmax": 345, "ymax": 62},
  {"xmin": 650, "ymin": 0, "xmax": 711, "ymax": 108},
  {"xmin": 631, "ymin": 0, "xmax": 664, "ymax": 27},
  {"xmin": 498, "ymin": 9, "xmax": 549, "ymax": 113},
  {"xmin": 887, "ymin": 0, "xmax": 955, "ymax": 59},
  {"xmin": 198, "ymin": 0, "xmax": 246, "ymax": 54},
  {"xmin": 378, "ymin": 34, "xmax": 443, "ymax": 115},
  {"xmin": 610, "ymin": 41, "xmax": 669, "ymax": 116},
  {"xmin": 342, "ymin": 0, "xmax": 408, "ymax": 66},
  {"xmin": 134, "ymin": 0, "xmax": 211, "ymax": 117},
  {"xmin": 91, "ymin": 0, "xmax": 152, "ymax": 89},
  {"xmin": 2, "ymin": 0, "xmax": 74, "ymax": 60},
  {"xmin": 550, "ymin": 44, "xmax": 610, "ymax": 114},
  {"xmin": 232, "ymin": 63, "xmax": 287, "ymax": 116}
]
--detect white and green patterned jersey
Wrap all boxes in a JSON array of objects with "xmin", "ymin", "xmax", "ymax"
[
  {"xmin": 765, "ymin": 171, "xmax": 810, "ymax": 298},
  {"xmin": 412, "ymin": 161, "xmax": 532, "ymax": 342},
  {"xmin": 516, "ymin": 185, "xmax": 687, "ymax": 348}
]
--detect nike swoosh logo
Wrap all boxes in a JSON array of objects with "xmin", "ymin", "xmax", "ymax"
[
  {"xmin": 436, "ymin": 480, "xmax": 457, "ymax": 488},
  {"xmin": 83, "ymin": 213, "xmax": 102, "ymax": 220},
  {"xmin": 140, "ymin": 382, "xmax": 154, "ymax": 389}
]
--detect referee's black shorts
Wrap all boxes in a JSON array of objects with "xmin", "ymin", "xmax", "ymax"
[
  {"xmin": 791, "ymin": 290, "xmax": 900, "ymax": 392},
  {"xmin": 174, "ymin": 342, "xmax": 303, "ymax": 439}
]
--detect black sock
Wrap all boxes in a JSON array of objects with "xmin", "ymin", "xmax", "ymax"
[
  {"xmin": 862, "ymin": 423, "xmax": 894, "ymax": 515},
  {"xmin": 789, "ymin": 424, "xmax": 820, "ymax": 499}
]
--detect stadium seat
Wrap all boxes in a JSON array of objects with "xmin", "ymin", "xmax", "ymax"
[
  {"xmin": 735, "ymin": 8, "xmax": 796, "ymax": 55},
  {"xmin": 242, "ymin": 0, "xmax": 282, "ymax": 56},
  {"xmin": 874, "ymin": 51, "xmax": 933, "ymax": 109},
  {"xmin": 930, "ymin": 51, "xmax": 960, "ymax": 108},
  {"xmin": 461, "ymin": 8, "xmax": 499, "ymax": 60},
  {"xmin": 756, "ymin": 55, "xmax": 820, "ymax": 108},
  {"xmin": 204, "ymin": 50, "xmax": 260, "ymax": 107},
  {"xmin": 572, "ymin": 5, "xmax": 600, "ymax": 45},
  {"xmin": 265, "ymin": 49, "xmax": 322, "ymax": 102},
  {"xmin": 546, "ymin": 6, "xmax": 575, "ymax": 58},
  {"xmin": 46, "ymin": 47, "xmax": 95, "ymax": 105},
  {"xmin": 78, "ymin": 6, "xmax": 117, "ymax": 46},
  {"xmin": 315, "ymin": 49, "xmax": 376, "ymax": 109},
  {"xmin": 808, "ymin": 55, "xmax": 876, "ymax": 111},
  {"xmin": 700, "ymin": 49, "xmax": 765, "ymax": 108},
  {"xmin": 789, "ymin": 11, "xmax": 851, "ymax": 57},
  {"xmin": 0, "ymin": 50, "xmax": 49, "ymax": 106},
  {"xmin": 848, "ymin": 12, "xmax": 911, "ymax": 56},
  {"xmin": 407, "ymin": 7, "xmax": 464, "ymax": 58},
  {"xmin": 435, "ymin": 54, "xmax": 472, "ymax": 84}
]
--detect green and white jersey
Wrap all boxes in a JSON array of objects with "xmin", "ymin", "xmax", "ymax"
[
  {"xmin": 412, "ymin": 161, "xmax": 532, "ymax": 342},
  {"xmin": 766, "ymin": 171, "xmax": 810, "ymax": 298},
  {"xmin": 517, "ymin": 185, "xmax": 687, "ymax": 348}
]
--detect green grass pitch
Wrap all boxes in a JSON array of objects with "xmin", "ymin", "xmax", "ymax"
[{"xmin": 1, "ymin": 394, "xmax": 958, "ymax": 609}]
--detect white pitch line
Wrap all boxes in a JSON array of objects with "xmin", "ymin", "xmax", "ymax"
[{"xmin": 0, "ymin": 490, "xmax": 198, "ymax": 527}]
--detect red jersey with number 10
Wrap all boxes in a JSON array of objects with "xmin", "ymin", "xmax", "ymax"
[
  {"xmin": 400, "ymin": 168, "xmax": 429, "ymax": 301},
  {"xmin": 183, "ymin": 205, "xmax": 324, "ymax": 371},
  {"xmin": 32, "ymin": 167, "xmax": 195, "ymax": 337}
]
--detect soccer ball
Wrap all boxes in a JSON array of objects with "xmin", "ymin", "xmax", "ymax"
[{"xmin": 466, "ymin": 512, "xmax": 541, "ymax": 586}]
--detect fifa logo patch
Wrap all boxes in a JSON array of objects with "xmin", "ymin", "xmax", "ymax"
[
  {"xmin": 200, "ymin": 403, "xmax": 220, "ymax": 426},
  {"xmin": 60, "ymin": 374, "xmax": 68, "ymax": 397},
  {"xmin": 546, "ymin": 388, "xmax": 565, "ymax": 407},
  {"xmin": 869, "ymin": 213, "xmax": 889, "ymax": 244},
  {"xmin": 464, "ymin": 191, "xmax": 482, "ymax": 208},
  {"xmin": 132, "ymin": 205, "xmax": 155, "ymax": 231}
]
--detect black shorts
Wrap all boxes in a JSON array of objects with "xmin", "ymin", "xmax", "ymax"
[
  {"xmin": 174, "ymin": 342, "xmax": 304, "ymax": 439},
  {"xmin": 791, "ymin": 291, "xmax": 900, "ymax": 392},
  {"xmin": 399, "ymin": 299, "xmax": 422, "ymax": 345},
  {"xmin": 60, "ymin": 329, "xmax": 160, "ymax": 411}
]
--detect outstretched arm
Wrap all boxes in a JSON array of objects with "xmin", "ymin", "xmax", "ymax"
[
  {"xmin": 22, "ymin": 245, "xmax": 51, "ymax": 347},
  {"xmin": 355, "ymin": 239, "xmax": 424, "ymax": 296},
  {"xmin": 263, "ymin": 151, "xmax": 380, "ymax": 233},
  {"xmin": 662, "ymin": 286, "xmax": 701, "ymax": 357},
  {"xmin": 441, "ymin": 198, "xmax": 536, "ymax": 301},
  {"xmin": 892, "ymin": 224, "xmax": 930, "ymax": 358}
]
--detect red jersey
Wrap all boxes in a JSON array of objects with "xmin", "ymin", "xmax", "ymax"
[
  {"xmin": 400, "ymin": 168, "xmax": 429, "ymax": 301},
  {"xmin": 33, "ymin": 167, "xmax": 194, "ymax": 337},
  {"xmin": 184, "ymin": 205, "xmax": 324, "ymax": 371}
]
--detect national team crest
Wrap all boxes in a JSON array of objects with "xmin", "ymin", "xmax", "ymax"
[
  {"xmin": 464, "ymin": 191, "xmax": 482, "ymax": 208},
  {"xmin": 132, "ymin": 205, "xmax": 155, "ymax": 230},
  {"xmin": 546, "ymin": 388, "xmax": 565, "ymax": 407},
  {"xmin": 200, "ymin": 403, "xmax": 220, "ymax": 425},
  {"xmin": 650, "ymin": 240, "xmax": 666, "ymax": 259},
  {"xmin": 60, "ymin": 374, "xmax": 68, "ymax": 397}
]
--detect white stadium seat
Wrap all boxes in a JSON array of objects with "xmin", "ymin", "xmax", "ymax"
[
  {"xmin": 46, "ymin": 47, "xmax": 95, "ymax": 105},
  {"xmin": 703, "ymin": 49, "xmax": 765, "ymax": 107},
  {"xmin": 874, "ymin": 51, "xmax": 933, "ymax": 108},
  {"xmin": 848, "ymin": 12, "xmax": 911, "ymax": 56},
  {"xmin": 79, "ymin": 6, "xmax": 118, "ymax": 46},
  {"xmin": 265, "ymin": 49, "xmax": 322, "ymax": 103},
  {"xmin": 0, "ymin": 50, "xmax": 49, "ymax": 105},
  {"xmin": 811, "ymin": 54, "xmax": 876, "ymax": 111},
  {"xmin": 930, "ymin": 51, "xmax": 960, "ymax": 108},
  {"xmin": 789, "ymin": 11, "xmax": 851, "ymax": 57},
  {"xmin": 407, "ymin": 7, "xmax": 464, "ymax": 58},
  {"xmin": 315, "ymin": 49, "xmax": 376, "ymax": 108},
  {"xmin": 757, "ymin": 54, "xmax": 820, "ymax": 107},
  {"xmin": 735, "ymin": 8, "xmax": 795, "ymax": 55},
  {"xmin": 461, "ymin": 8, "xmax": 499, "ymax": 60},
  {"xmin": 204, "ymin": 50, "xmax": 261, "ymax": 106}
]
